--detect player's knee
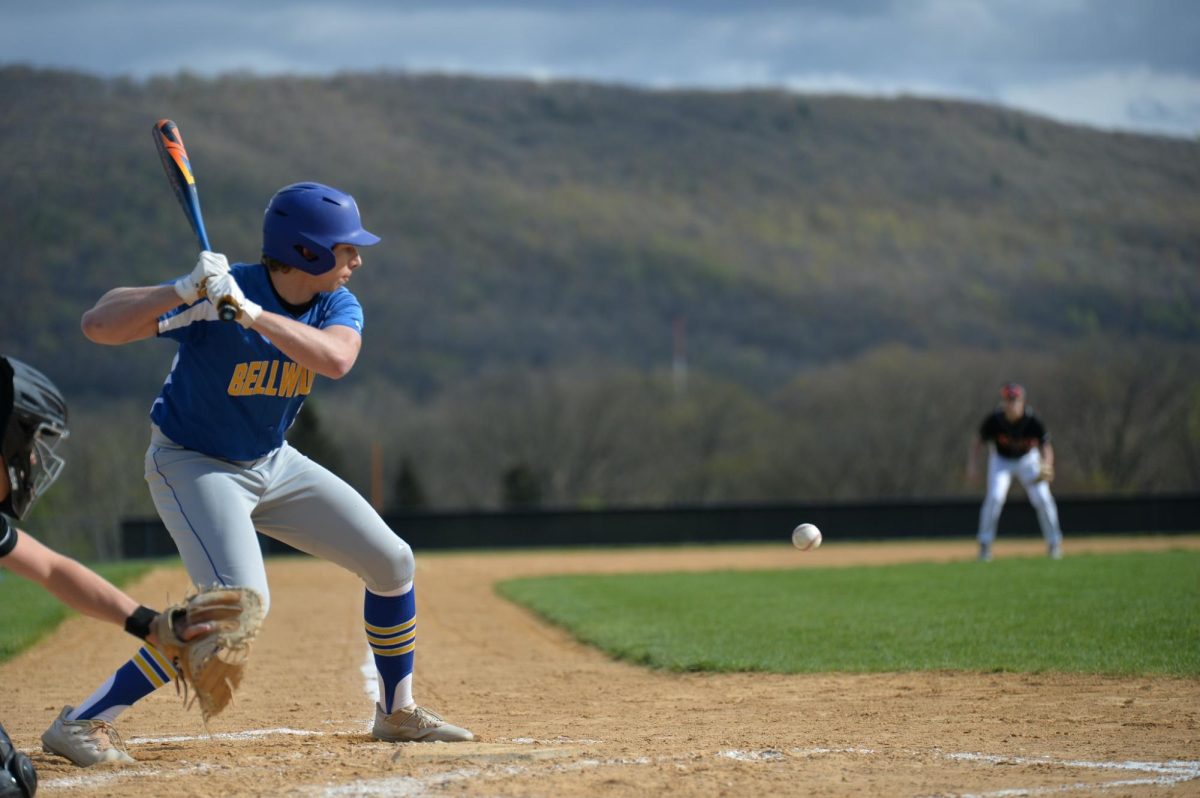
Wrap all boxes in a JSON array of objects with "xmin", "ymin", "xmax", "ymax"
[
  {"xmin": 364, "ymin": 537, "xmax": 414, "ymax": 592},
  {"xmin": 1029, "ymin": 490, "xmax": 1055, "ymax": 512}
]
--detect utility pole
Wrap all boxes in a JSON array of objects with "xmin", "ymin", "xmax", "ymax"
[{"xmin": 370, "ymin": 441, "xmax": 384, "ymax": 512}]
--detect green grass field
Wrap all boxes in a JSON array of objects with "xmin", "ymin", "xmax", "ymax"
[
  {"xmin": 498, "ymin": 550, "xmax": 1200, "ymax": 675},
  {"xmin": 0, "ymin": 561, "xmax": 155, "ymax": 663}
]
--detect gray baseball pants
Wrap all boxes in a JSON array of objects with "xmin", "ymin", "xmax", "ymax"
[{"xmin": 144, "ymin": 425, "xmax": 413, "ymax": 613}]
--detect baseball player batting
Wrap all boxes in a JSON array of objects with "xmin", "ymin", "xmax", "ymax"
[
  {"xmin": 48, "ymin": 182, "xmax": 471, "ymax": 767},
  {"xmin": 967, "ymin": 382, "xmax": 1063, "ymax": 561}
]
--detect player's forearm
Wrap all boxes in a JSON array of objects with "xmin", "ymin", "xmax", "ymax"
[
  {"xmin": 4, "ymin": 532, "xmax": 138, "ymax": 627},
  {"xmin": 966, "ymin": 439, "xmax": 983, "ymax": 473},
  {"xmin": 1041, "ymin": 442, "xmax": 1055, "ymax": 468},
  {"xmin": 249, "ymin": 312, "xmax": 361, "ymax": 379},
  {"xmin": 44, "ymin": 556, "xmax": 140, "ymax": 626},
  {"xmin": 82, "ymin": 285, "xmax": 183, "ymax": 345}
]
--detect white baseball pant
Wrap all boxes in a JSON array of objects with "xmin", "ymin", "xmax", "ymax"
[{"xmin": 977, "ymin": 448, "xmax": 1062, "ymax": 548}]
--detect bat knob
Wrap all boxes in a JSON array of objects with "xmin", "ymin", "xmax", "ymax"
[{"xmin": 218, "ymin": 303, "xmax": 238, "ymax": 322}]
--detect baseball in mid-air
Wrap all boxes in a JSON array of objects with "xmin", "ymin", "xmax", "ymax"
[{"xmin": 792, "ymin": 523, "xmax": 822, "ymax": 551}]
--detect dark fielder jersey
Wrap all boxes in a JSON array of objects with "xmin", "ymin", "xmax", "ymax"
[{"xmin": 979, "ymin": 410, "xmax": 1048, "ymax": 459}]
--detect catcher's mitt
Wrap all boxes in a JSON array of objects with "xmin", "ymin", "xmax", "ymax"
[{"xmin": 152, "ymin": 587, "xmax": 264, "ymax": 723}]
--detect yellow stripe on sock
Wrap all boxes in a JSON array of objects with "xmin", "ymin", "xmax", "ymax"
[
  {"xmin": 370, "ymin": 641, "xmax": 416, "ymax": 657},
  {"xmin": 364, "ymin": 617, "xmax": 417, "ymax": 636},
  {"xmin": 133, "ymin": 653, "xmax": 169, "ymax": 688},
  {"xmin": 365, "ymin": 628, "xmax": 416, "ymax": 647},
  {"xmin": 144, "ymin": 645, "xmax": 177, "ymax": 677}
]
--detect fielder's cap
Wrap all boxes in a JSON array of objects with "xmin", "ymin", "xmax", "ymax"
[{"xmin": 1000, "ymin": 382, "xmax": 1025, "ymax": 399}]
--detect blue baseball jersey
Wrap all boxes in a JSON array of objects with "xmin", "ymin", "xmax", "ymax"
[{"xmin": 150, "ymin": 262, "xmax": 363, "ymax": 460}]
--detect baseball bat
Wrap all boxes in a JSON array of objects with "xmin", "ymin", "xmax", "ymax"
[{"xmin": 152, "ymin": 119, "xmax": 237, "ymax": 321}]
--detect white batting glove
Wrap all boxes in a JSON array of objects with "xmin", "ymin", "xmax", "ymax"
[
  {"xmin": 173, "ymin": 251, "xmax": 230, "ymax": 304},
  {"xmin": 206, "ymin": 272, "xmax": 263, "ymax": 328}
]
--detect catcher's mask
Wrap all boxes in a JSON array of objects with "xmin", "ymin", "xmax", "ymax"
[{"xmin": 1, "ymin": 356, "xmax": 69, "ymax": 520}]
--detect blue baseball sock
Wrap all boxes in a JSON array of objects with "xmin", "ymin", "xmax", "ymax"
[
  {"xmin": 71, "ymin": 646, "xmax": 176, "ymax": 723},
  {"xmin": 364, "ymin": 583, "xmax": 416, "ymax": 714}
]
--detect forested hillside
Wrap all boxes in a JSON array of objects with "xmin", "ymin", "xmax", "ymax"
[{"xmin": 1, "ymin": 67, "xmax": 1196, "ymax": 555}]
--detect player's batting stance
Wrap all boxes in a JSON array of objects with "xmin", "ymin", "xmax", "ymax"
[
  {"xmin": 967, "ymin": 382, "xmax": 1063, "ymax": 562},
  {"xmin": 55, "ymin": 182, "xmax": 472, "ymax": 767}
]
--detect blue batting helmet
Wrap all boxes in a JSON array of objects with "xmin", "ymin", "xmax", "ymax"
[{"xmin": 261, "ymin": 182, "xmax": 380, "ymax": 275}]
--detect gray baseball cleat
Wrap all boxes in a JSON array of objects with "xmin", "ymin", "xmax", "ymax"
[
  {"xmin": 371, "ymin": 703, "xmax": 475, "ymax": 743},
  {"xmin": 1048, "ymin": 542, "xmax": 1063, "ymax": 560},
  {"xmin": 978, "ymin": 543, "xmax": 992, "ymax": 562},
  {"xmin": 41, "ymin": 706, "xmax": 135, "ymax": 766}
]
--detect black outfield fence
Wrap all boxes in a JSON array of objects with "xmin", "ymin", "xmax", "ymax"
[{"xmin": 120, "ymin": 492, "xmax": 1200, "ymax": 558}]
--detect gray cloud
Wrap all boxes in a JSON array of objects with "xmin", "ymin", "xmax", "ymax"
[{"xmin": 1, "ymin": 0, "xmax": 1196, "ymax": 136}]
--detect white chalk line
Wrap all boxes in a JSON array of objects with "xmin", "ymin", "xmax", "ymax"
[
  {"xmin": 34, "ymin": 733, "xmax": 1200, "ymax": 795},
  {"xmin": 130, "ymin": 727, "xmax": 329, "ymax": 744},
  {"xmin": 946, "ymin": 751, "xmax": 1200, "ymax": 776},
  {"xmin": 301, "ymin": 754, "xmax": 656, "ymax": 797},
  {"xmin": 361, "ymin": 645, "xmax": 379, "ymax": 704},
  {"xmin": 506, "ymin": 736, "xmax": 604, "ymax": 745},
  {"xmin": 935, "ymin": 751, "xmax": 1200, "ymax": 797},
  {"xmin": 720, "ymin": 749, "xmax": 786, "ymax": 762},
  {"xmin": 767, "ymin": 748, "xmax": 1200, "ymax": 796},
  {"xmin": 953, "ymin": 781, "xmax": 1194, "ymax": 798},
  {"xmin": 40, "ymin": 763, "xmax": 216, "ymax": 790},
  {"xmin": 302, "ymin": 748, "xmax": 1200, "ymax": 797}
]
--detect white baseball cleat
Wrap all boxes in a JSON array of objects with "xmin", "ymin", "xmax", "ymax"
[
  {"xmin": 978, "ymin": 543, "xmax": 992, "ymax": 562},
  {"xmin": 41, "ymin": 706, "xmax": 135, "ymax": 766},
  {"xmin": 1048, "ymin": 543, "xmax": 1063, "ymax": 560},
  {"xmin": 371, "ymin": 703, "xmax": 475, "ymax": 743}
]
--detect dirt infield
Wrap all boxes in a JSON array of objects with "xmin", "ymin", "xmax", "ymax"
[{"xmin": 3, "ymin": 536, "xmax": 1198, "ymax": 797}]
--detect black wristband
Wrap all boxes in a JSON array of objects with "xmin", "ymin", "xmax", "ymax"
[{"xmin": 124, "ymin": 605, "xmax": 158, "ymax": 640}]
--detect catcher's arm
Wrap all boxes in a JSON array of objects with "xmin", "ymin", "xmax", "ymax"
[
  {"xmin": 0, "ymin": 529, "xmax": 212, "ymax": 647},
  {"xmin": 1, "ymin": 529, "xmax": 140, "ymax": 626}
]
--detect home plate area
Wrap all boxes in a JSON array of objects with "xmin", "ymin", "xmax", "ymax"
[{"xmin": 34, "ymin": 729, "xmax": 1200, "ymax": 796}]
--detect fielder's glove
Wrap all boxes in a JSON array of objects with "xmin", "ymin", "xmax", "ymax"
[
  {"xmin": 206, "ymin": 272, "xmax": 263, "ymax": 328},
  {"xmin": 152, "ymin": 587, "xmax": 265, "ymax": 723},
  {"xmin": 1038, "ymin": 463, "xmax": 1055, "ymax": 483},
  {"xmin": 173, "ymin": 251, "xmax": 229, "ymax": 305}
]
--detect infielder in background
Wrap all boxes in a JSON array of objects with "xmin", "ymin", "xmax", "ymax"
[
  {"xmin": 52, "ymin": 181, "xmax": 472, "ymax": 767},
  {"xmin": 1, "ymin": 355, "xmax": 213, "ymax": 774},
  {"xmin": 967, "ymin": 382, "xmax": 1063, "ymax": 561}
]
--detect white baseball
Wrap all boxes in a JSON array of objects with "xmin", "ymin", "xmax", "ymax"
[{"xmin": 792, "ymin": 523, "xmax": 822, "ymax": 551}]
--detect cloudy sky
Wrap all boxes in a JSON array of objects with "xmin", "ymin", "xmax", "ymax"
[{"xmin": 3, "ymin": 0, "xmax": 1198, "ymax": 138}]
